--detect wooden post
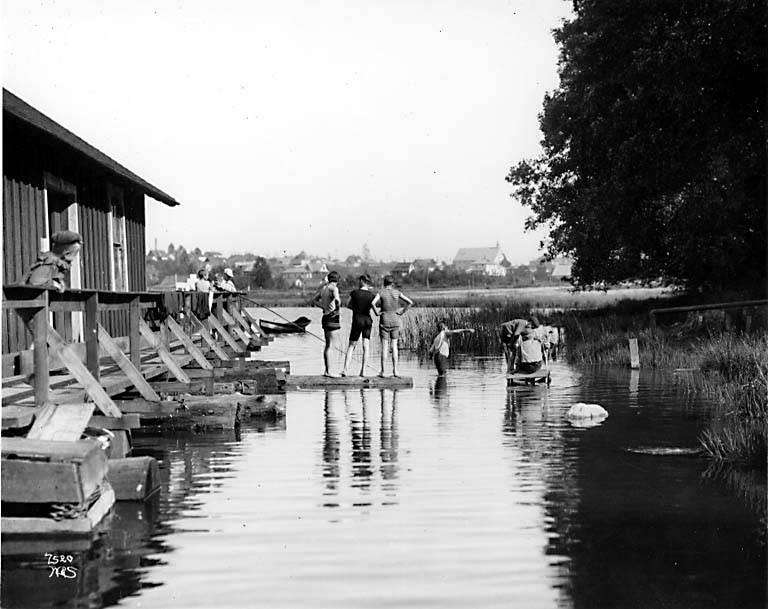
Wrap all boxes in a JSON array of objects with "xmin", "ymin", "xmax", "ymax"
[
  {"xmin": 129, "ymin": 295, "xmax": 141, "ymax": 371},
  {"xmin": 629, "ymin": 337, "xmax": 640, "ymax": 369},
  {"xmin": 84, "ymin": 292, "xmax": 99, "ymax": 381},
  {"xmin": 164, "ymin": 315, "xmax": 214, "ymax": 370},
  {"xmin": 230, "ymin": 305, "xmax": 259, "ymax": 337},
  {"xmin": 97, "ymin": 323, "xmax": 161, "ymax": 401},
  {"xmin": 188, "ymin": 311, "xmax": 230, "ymax": 361},
  {"xmin": 137, "ymin": 318, "xmax": 191, "ymax": 383},
  {"xmin": 32, "ymin": 305, "xmax": 50, "ymax": 407}
]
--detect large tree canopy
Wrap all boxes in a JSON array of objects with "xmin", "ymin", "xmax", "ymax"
[{"xmin": 508, "ymin": 0, "xmax": 766, "ymax": 290}]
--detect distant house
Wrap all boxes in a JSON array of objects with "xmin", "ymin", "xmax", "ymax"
[
  {"xmin": 282, "ymin": 260, "xmax": 329, "ymax": 289},
  {"xmin": 453, "ymin": 246, "xmax": 509, "ymax": 276},
  {"xmin": 391, "ymin": 261, "xmax": 415, "ymax": 277},
  {"xmin": 308, "ymin": 260, "xmax": 329, "ymax": 275},
  {"xmin": 551, "ymin": 259, "xmax": 573, "ymax": 281}
]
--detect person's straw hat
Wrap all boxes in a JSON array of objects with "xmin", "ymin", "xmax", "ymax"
[{"xmin": 224, "ymin": 268, "xmax": 234, "ymax": 278}]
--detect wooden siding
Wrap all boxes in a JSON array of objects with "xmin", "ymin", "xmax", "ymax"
[{"xmin": 3, "ymin": 117, "xmax": 150, "ymax": 359}]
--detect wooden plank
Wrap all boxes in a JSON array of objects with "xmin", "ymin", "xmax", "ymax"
[
  {"xmin": 89, "ymin": 413, "xmax": 140, "ymax": 430},
  {"xmin": 85, "ymin": 292, "xmax": 100, "ymax": 379},
  {"xmin": 164, "ymin": 316, "xmax": 214, "ymax": 370},
  {"xmin": 188, "ymin": 311, "xmax": 230, "ymax": 360},
  {"xmin": 1, "ymin": 459, "xmax": 81, "ymax": 503},
  {"xmin": 113, "ymin": 399, "xmax": 179, "ymax": 415},
  {"xmin": 107, "ymin": 457, "xmax": 160, "ymax": 500},
  {"xmin": 283, "ymin": 375, "xmax": 414, "ymax": 390},
  {"xmin": 221, "ymin": 308, "xmax": 247, "ymax": 337},
  {"xmin": 46, "ymin": 325, "xmax": 122, "ymax": 418},
  {"xmin": 230, "ymin": 324, "xmax": 252, "ymax": 348},
  {"xmin": 27, "ymin": 403, "xmax": 93, "ymax": 442},
  {"xmin": 150, "ymin": 379, "xmax": 214, "ymax": 396},
  {"xmin": 137, "ymin": 318, "xmax": 191, "ymax": 383},
  {"xmin": 97, "ymin": 323, "xmax": 161, "ymax": 401},
  {"xmin": 1, "ymin": 405, "xmax": 37, "ymax": 430},
  {"xmin": 0, "ymin": 487, "xmax": 115, "ymax": 536},
  {"xmin": 629, "ymin": 337, "xmax": 640, "ymax": 369},
  {"xmin": 230, "ymin": 305, "xmax": 260, "ymax": 337},
  {"xmin": 206, "ymin": 314, "xmax": 244, "ymax": 353}
]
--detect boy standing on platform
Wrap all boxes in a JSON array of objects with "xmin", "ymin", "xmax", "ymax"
[
  {"xmin": 312, "ymin": 271, "xmax": 342, "ymax": 377},
  {"xmin": 342, "ymin": 274, "xmax": 378, "ymax": 377},
  {"xmin": 372, "ymin": 275, "xmax": 413, "ymax": 378}
]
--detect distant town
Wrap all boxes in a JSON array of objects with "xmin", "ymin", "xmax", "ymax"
[{"xmin": 146, "ymin": 243, "xmax": 574, "ymax": 292}]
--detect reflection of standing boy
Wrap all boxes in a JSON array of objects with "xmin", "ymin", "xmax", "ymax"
[
  {"xmin": 312, "ymin": 271, "xmax": 342, "ymax": 377},
  {"xmin": 428, "ymin": 320, "xmax": 475, "ymax": 376}
]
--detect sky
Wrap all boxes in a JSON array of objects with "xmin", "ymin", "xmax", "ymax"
[{"xmin": 3, "ymin": 0, "xmax": 570, "ymax": 264}]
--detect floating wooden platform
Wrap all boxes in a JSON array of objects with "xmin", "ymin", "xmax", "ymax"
[
  {"xmin": 507, "ymin": 369, "xmax": 551, "ymax": 386},
  {"xmin": 283, "ymin": 375, "xmax": 413, "ymax": 390}
]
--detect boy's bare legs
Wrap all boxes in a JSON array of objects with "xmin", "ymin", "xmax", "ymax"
[
  {"xmin": 391, "ymin": 339, "xmax": 400, "ymax": 377},
  {"xmin": 379, "ymin": 337, "xmax": 389, "ymax": 376},
  {"xmin": 324, "ymin": 330, "xmax": 340, "ymax": 377},
  {"xmin": 342, "ymin": 340, "xmax": 357, "ymax": 376},
  {"xmin": 360, "ymin": 338, "xmax": 370, "ymax": 376}
]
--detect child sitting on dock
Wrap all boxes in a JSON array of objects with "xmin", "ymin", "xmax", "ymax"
[{"xmin": 428, "ymin": 320, "xmax": 475, "ymax": 376}]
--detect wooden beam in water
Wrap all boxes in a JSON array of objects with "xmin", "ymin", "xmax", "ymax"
[
  {"xmin": 113, "ymin": 399, "xmax": 179, "ymax": 416},
  {"xmin": 283, "ymin": 375, "xmax": 414, "ymax": 390},
  {"xmin": 1, "ymin": 405, "xmax": 37, "ymax": 430},
  {"xmin": 98, "ymin": 323, "xmax": 161, "ymax": 401},
  {"xmin": 89, "ymin": 413, "xmax": 140, "ymax": 430},
  {"xmin": 164, "ymin": 315, "xmax": 214, "ymax": 370},
  {"xmin": 138, "ymin": 318, "xmax": 191, "ymax": 384},
  {"xmin": 107, "ymin": 457, "xmax": 160, "ymax": 501},
  {"xmin": 150, "ymin": 379, "xmax": 214, "ymax": 396}
]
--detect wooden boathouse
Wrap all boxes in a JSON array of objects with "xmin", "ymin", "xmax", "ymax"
[{"xmin": 2, "ymin": 88, "xmax": 179, "ymax": 374}]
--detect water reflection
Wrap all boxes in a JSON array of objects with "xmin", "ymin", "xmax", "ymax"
[{"xmin": 321, "ymin": 389, "xmax": 400, "ymax": 511}]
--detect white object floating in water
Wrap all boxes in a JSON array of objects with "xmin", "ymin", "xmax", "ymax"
[{"xmin": 566, "ymin": 403, "xmax": 609, "ymax": 419}]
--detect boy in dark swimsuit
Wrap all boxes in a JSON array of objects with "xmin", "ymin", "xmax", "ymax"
[{"xmin": 341, "ymin": 274, "xmax": 378, "ymax": 376}]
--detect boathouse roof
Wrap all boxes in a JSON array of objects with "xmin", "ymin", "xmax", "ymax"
[{"xmin": 3, "ymin": 88, "xmax": 179, "ymax": 207}]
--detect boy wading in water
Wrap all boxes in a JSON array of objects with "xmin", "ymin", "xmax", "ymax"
[
  {"xmin": 312, "ymin": 271, "xmax": 342, "ymax": 377},
  {"xmin": 371, "ymin": 275, "xmax": 413, "ymax": 378},
  {"xmin": 428, "ymin": 321, "xmax": 475, "ymax": 376},
  {"xmin": 341, "ymin": 274, "xmax": 378, "ymax": 377}
]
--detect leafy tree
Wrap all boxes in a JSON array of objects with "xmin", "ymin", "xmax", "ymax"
[
  {"xmin": 507, "ymin": 0, "xmax": 766, "ymax": 291},
  {"xmin": 248, "ymin": 257, "xmax": 273, "ymax": 288}
]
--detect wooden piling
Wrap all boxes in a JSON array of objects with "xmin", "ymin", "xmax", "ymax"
[{"xmin": 629, "ymin": 337, "xmax": 640, "ymax": 369}]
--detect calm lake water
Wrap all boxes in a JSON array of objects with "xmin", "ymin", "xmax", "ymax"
[{"xmin": 2, "ymin": 308, "xmax": 766, "ymax": 609}]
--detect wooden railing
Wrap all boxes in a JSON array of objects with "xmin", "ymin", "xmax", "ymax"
[{"xmin": 2, "ymin": 286, "xmax": 255, "ymax": 408}]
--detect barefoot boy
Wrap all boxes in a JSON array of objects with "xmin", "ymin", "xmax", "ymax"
[{"xmin": 428, "ymin": 320, "xmax": 475, "ymax": 376}]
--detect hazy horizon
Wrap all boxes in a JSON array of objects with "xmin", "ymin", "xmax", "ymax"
[{"xmin": 4, "ymin": 0, "xmax": 571, "ymax": 265}]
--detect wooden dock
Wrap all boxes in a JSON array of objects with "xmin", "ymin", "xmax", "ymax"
[
  {"xmin": 283, "ymin": 375, "xmax": 414, "ymax": 390},
  {"xmin": 507, "ymin": 369, "xmax": 551, "ymax": 386}
]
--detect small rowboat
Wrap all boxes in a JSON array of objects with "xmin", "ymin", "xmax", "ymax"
[
  {"xmin": 259, "ymin": 316, "xmax": 311, "ymax": 335},
  {"xmin": 507, "ymin": 369, "xmax": 551, "ymax": 386}
]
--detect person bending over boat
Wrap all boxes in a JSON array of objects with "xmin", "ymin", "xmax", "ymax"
[
  {"xmin": 312, "ymin": 271, "xmax": 342, "ymax": 377},
  {"xmin": 342, "ymin": 274, "xmax": 378, "ymax": 377},
  {"xmin": 499, "ymin": 318, "xmax": 527, "ymax": 372},
  {"xmin": 372, "ymin": 275, "xmax": 413, "ymax": 378},
  {"xmin": 428, "ymin": 320, "xmax": 475, "ymax": 376},
  {"xmin": 515, "ymin": 326, "xmax": 547, "ymax": 374}
]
